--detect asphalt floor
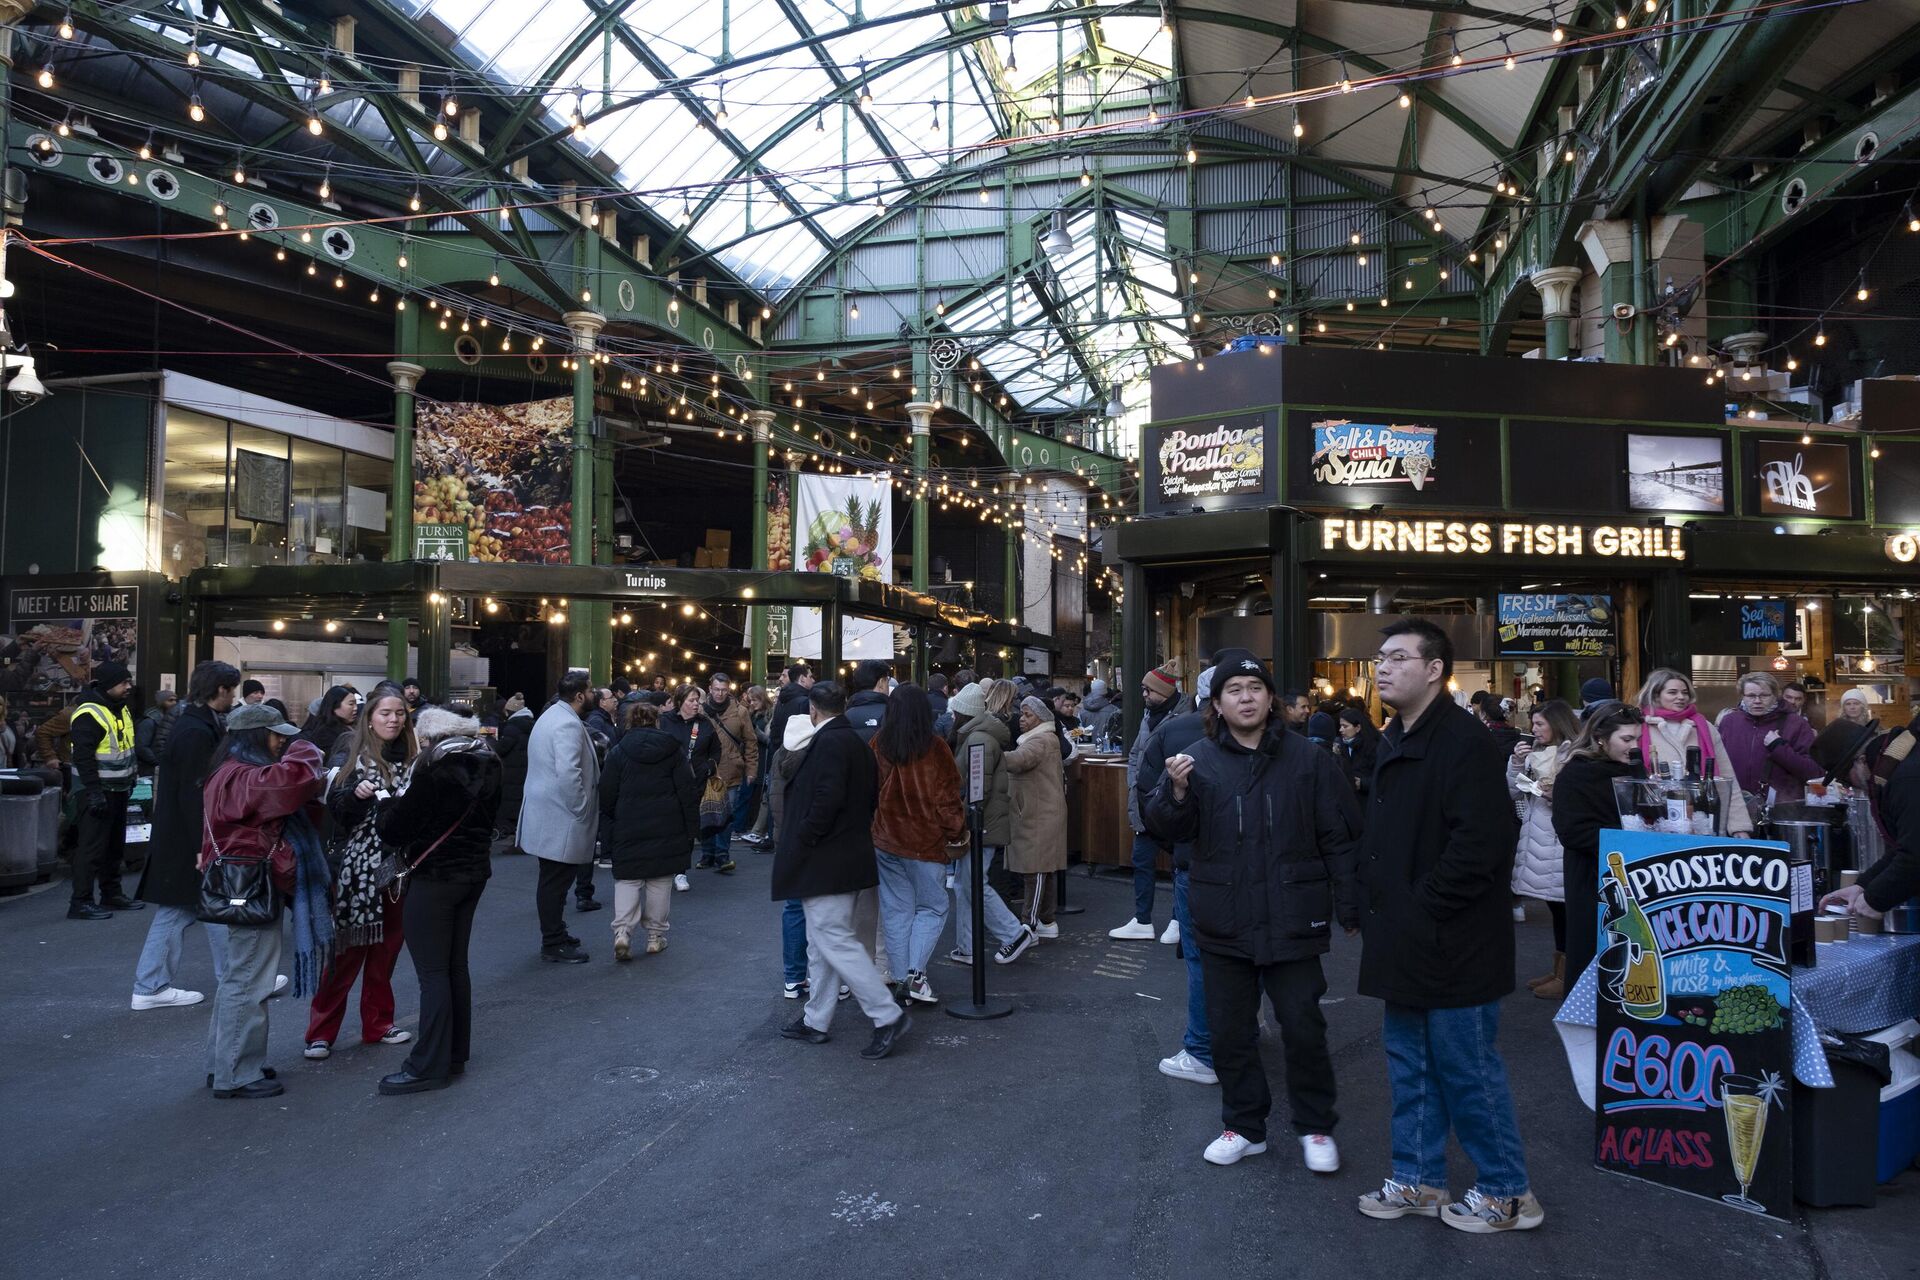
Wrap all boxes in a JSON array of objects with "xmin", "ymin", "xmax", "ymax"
[{"xmin": 2, "ymin": 841, "xmax": 1915, "ymax": 1280}]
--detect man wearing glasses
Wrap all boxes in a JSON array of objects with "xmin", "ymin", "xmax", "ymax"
[
  {"xmin": 1720, "ymin": 672, "xmax": 1821, "ymax": 805},
  {"xmin": 1354, "ymin": 620, "xmax": 1544, "ymax": 1234}
]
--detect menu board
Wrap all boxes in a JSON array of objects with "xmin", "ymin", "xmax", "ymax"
[
  {"xmin": 1496, "ymin": 593, "xmax": 1614, "ymax": 657},
  {"xmin": 233, "ymin": 448, "xmax": 289, "ymax": 524},
  {"xmin": 1593, "ymin": 831, "xmax": 1794, "ymax": 1221},
  {"xmin": 1754, "ymin": 439, "xmax": 1855, "ymax": 519},
  {"xmin": 1142, "ymin": 413, "xmax": 1274, "ymax": 514}
]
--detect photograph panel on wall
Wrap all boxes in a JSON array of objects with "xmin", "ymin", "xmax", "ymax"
[{"xmin": 1625, "ymin": 433, "xmax": 1726, "ymax": 513}]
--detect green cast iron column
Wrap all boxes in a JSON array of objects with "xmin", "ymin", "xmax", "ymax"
[
  {"xmin": 385, "ymin": 303, "xmax": 424, "ymax": 683},
  {"xmin": 748, "ymin": 408, "xmax": 775, "ymax": 682},
  {"xmin": 563, "ymin": 309, "xmax": 605, "ymax": 675},
  {"xmin": 906, "ymin": 402, "xmax": 936, "ymax": 591}
]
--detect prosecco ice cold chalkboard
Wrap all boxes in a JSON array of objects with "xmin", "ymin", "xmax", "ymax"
[{"xmin": 1593, "ymin": 831, "xmax": 1794, "ymax": 1220}]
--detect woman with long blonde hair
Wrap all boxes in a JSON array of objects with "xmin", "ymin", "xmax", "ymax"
[{"xmin": 1634, "ymin": 668, "xmax": 1753, "ymax": 836}]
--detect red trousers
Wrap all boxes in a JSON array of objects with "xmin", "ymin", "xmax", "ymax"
[{"xmin": 305, "ymin": 895, "xmax": 406, "ymax": 1045}]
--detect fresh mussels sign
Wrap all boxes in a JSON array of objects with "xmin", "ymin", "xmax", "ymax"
[
  {"xmin": 1143, "ymin": 412, "xmax": 1274, "ymax": 514},
  {"xmin": 1593, "ymin": 831, "xmax": 1794, "ymax": 1221},
  {"xmin": 1497, "ymin": 593, "xmax": 1615, "ymax": 658}
]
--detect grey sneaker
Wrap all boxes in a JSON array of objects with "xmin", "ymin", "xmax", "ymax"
[
  {"xmin": 1439, "ymin": 1188, "xmax": 1544, "ymax": 1233},
  {"xmin": 1357, "ymin": 1178, "xmax": 1445, "ymax": 1220}
]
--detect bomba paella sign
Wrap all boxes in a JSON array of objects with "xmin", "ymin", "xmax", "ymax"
[
  {"xmin": 1311, "ymin": 419, "xmax": 1437, "ymax": 490},
  {"xmin": 1143, "ymin": 413, "xmax": 1273, "ymax": 514}
]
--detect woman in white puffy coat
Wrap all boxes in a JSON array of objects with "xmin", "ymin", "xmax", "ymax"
[{"xmin": 1507, "ymin": 699, "xmax": 1581, "ymax": 999}]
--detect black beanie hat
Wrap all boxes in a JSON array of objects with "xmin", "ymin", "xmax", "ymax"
[{"xmin": 1207, "ymin": 648, "xmax": 1275, "ymax": 697}]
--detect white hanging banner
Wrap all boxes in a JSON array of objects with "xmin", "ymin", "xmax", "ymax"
[{"xmin": 789, "ymin": 472, "xmax": 894, "ymax": 663}]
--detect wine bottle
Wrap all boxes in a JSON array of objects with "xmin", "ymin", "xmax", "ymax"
[{"xmin": 1604, "ymin": 851, "xmax": 1666, "ymax": 1021}]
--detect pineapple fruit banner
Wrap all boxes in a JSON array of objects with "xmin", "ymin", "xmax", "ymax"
[{"xmin": 789, "ymin": 472, "xmax": 894, "ymax": 662}]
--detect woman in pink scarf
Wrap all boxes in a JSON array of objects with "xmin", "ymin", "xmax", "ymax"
[{"xmin": 1634, "ymin": 668, "xmax": 1754, "ymax": 836}]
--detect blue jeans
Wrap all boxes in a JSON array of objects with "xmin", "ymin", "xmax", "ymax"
[
  {"xmin": 1173, "ymin": 870, "xmax": 1210, "ymax": 1065},
  {"xmin": 1130, "ymin": 832, "xmax": 1162, "ymax": 924},
  {"xmin": 951, "ymin": 844, "xmax": 1024, "ymax": 956},
  {"xmin": 700, "ymin": 781, "xmax": 754, "ymax": 862},
  {"xmin": 874, "ymin": 850, "xmax": 950, "ymax": 981},
  {"xmin": 133, "ymin": 904, "xmax": 229, "ymax": 995},
  {"xmin": 782, "ymin": 898, "xmax": 808, "ymax": 983},
  {"xmin": 1382, "ymin": 1001, "xmax": 1530, "ymax": 1197}
]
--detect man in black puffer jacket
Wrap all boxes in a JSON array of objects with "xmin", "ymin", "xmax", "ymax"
[{"xmin": 1148, "ymin": 649, "xmax": 1360, "ymax": 1174}]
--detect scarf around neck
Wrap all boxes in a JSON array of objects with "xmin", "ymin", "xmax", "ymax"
[{"xmin": 1642, "ymin": 705, "xmax": 1716, "ymax": 775}]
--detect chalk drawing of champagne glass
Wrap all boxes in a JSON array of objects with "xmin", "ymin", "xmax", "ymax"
[{"xmin": 1719, "ymin": 1071, "xmax": 1785, "ymax": 1214}]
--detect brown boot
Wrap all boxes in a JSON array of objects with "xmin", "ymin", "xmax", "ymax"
[
  {"xmin": 1525, "ymin": 950, "xmax": 1562, "ymax": 989},
  {"xmin": 1532, "ymin": 952, "xmax": 1566, "ymax": 999}
]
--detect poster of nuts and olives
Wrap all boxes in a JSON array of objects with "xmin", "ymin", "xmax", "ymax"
[{"xmin": 412, "ymin": 397, "xmax": 573, "ymax": 564}]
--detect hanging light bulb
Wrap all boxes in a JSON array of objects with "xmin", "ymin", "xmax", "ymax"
[
  {"xmin": 1398, "ymin": 91, "xmax": 1411, "ymax": 109},
  {"xmin": 211, "ymin": 194, "xmax": 225, "ymax": 217},
  {"xmin": 815, "ymin": 111, "xmax": 826, "ymax": 134},
  {"xmin": 857, "ymin": 61, "xmax": 873, "ymax": 109},
  {"xmin": 1080, "ymin": 162, "xmax": 1092, "ymax": 187},
  {"xmin": 678, "ymin": 201, "xmax": 692, "ymax": 228},
  {"xmin": 433, "ymin": 117, "xmax": 448, "ymax": 141},
  {"xmin": 715, "ymin": 81, "xmax": 729, "ymax": 127},
  {"xmin": 306, "ymin": 108, "xmax": 324, "ymax": 136},
  {"xmin": 318, "ymin": 69, "xmax": 332, "ymax": 96},
  {"xmin": 36, "ymin": 65, "xmax": 54, "ymax": 89},
  {"xmin": 137, "ymin": 133, "xmax": 153, "ymax": 161},
  {"xmin": 1855, "ymin": 272, "xmax": 1869, "ymax": 302},
  {"xmin": 186, "ymin": 44, "xmax": 200, "ymax": 69},
  {"xmin": 58, "ymin": 8, "xmax": 75, "ymax": 38},
  {"xmin": 1503, "ymin": 37, "xmax": 1516, "ymax": 69},
  {"xmin": 1449, "ymin": 34, "xmax": 1463, "ymax": 66},
  {"xmin": 1615, "ymin": 11, "xmax": 1628, "ymax": 27},
  {"xmin": 1292, "ymin": 108, "xmax": 1304, "ymax": 139},
  {"xmin": 849, "ymin": 298, "xmax": 860, "ymax": 320},
  {"xmin": 1786, "ymin": 356, "xmax": 1798, "ymax": 371},
  {"xmin": 233, "ymin": 161, "xmax": 247, "ymax": 184},
  {"xmin": 1185, "ymin": 143, "xmax": 1197, "ymax": 164},
  {"xmin": 929, "ymin": 100, "xmax": 941, "ymax": 137},
  {"xmin": 443, "ymin": 92, "xmax": 459, "ymax": 118},
  {"xmin": 1550, "ymin": 4, "xmax": 1565, "ymax": 40},
  {"xmin": 409, "ymin": 188, "xmax": 422, "ymax": 212},
  {"xmin": 318, "ymin": 168, "xmax": 331, "ymax": 200},
  {"xmin": 397, "ymin": 249, "xmax": 409, "ymax": 269}
]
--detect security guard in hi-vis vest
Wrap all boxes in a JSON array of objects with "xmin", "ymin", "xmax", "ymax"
[{"xmin": 67, "ymin": 661, "xmax": 145, "ymax": 921}]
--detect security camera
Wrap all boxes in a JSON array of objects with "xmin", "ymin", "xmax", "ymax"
[
  {"xmin": 1611, "ymin": 302, "xmax": 1638, "ymax": 321},
  {"xmin": 2, "ymin": 352, "xmax": 45, "ymax": 402}
]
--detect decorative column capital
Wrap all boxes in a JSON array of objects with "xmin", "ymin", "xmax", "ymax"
[
  {"xmin": 746, "ymin": 408, "xmax": 775, "ymax": 443},
  {"xmin": 904, "ymin": 401, "xmax": 938, "ymax": 437},
  {"xmin": 562, "ymin": 310, "xmax": 606, "ymax": 354},
  {"xmin": 1723, "ymin": 330, "xmax": 1768, "ymax": 364},
  {"xmin": 1527, "ymin": 266, "xmax": 1583, "ymax": 319},
  {"xmin": 386, "ymin": 361, "xmax": 426, "ymax": 395}
]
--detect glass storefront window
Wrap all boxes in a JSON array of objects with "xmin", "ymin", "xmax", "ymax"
[
  {"xmin": 161, "ymin": 408, "xmax": 229, "ymax": 572},
  {"xmin": 161, "ymin": 407, "xmax": 390, "ymax": 569},
  {"xmin": 290, "ymin": 437, "xmax": 344, "ymax": 564},
  {"xmin": 227, "ymin": 424, "xmax": 290, "ymax": 567},
  {"xmin": 343, "ymin": 451, "xmax": 391, "ymax": 562}
]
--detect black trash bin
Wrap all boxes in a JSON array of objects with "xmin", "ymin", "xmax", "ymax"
[
  {"xmin": 0, "ymin": 774, "xmax": 46, "ymax": 892},
  {"xmin": 1794, "ymin": 1050, "xmax": 1885, "ymax": 1208}
]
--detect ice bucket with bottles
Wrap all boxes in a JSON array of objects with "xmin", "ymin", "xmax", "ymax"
[{"xmin": 1612, "ymin": 774, "xmax": 1738, "ymax": 838}]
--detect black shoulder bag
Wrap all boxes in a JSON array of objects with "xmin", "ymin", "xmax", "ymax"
[{"xmin": 196, "ymin": 819, "xmax": 284, "ymax": 927}]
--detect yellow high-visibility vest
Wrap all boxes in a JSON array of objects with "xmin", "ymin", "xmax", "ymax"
[{"xmin": 70, "ymin": 701, "xmax": 137, "ymax": 788}]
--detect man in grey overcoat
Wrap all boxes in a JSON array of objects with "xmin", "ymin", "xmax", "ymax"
[{"xmin": 519, "ymin": 670, "xmax": 600, "ymax": 963}]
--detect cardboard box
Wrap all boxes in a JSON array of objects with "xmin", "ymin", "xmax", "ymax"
[{"xmin": 704, "ymin": 528, "xmax": 732, "ymax": 550}]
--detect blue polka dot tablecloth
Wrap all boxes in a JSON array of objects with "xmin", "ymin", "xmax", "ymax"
[{"xmin": 1556, "ymin": 933, "xmax": 1920, "ymax": 1102}]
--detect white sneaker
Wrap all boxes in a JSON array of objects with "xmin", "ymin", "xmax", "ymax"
[
  {"xmin": 1512, "ymin": 903, "xmax": 1527, "ymax": 923},
  {"xmin": 1203, "ymin": 1130, "xmax": 1268, "ymax": 1165},
  {"xmin": 270, "ymin": 974, "xmax": 290, "ymax": 997},
  {"xmin": 1108, "ymin": 918, "xmax": 1156, "ymax": 940},
  {"xmin": 1158, "ymin": 1049, "xmax": 1218, "ymax": 1085},
  {"xmin": 379, "ymin": 1027, "xmax": 412, "ymax": 1045},
  {"xmin": 130, "ymin": 987, "xmax": 204, "ymax": 1011},
  {"xmin": 907, "ymin": 971, "xmax": 938, "ymax": 1005},
  {"xmin": 674, "ymin": 873, "xmax": 690, "ymax": 892},
  {"xmin": 304, "ymin": 1040, "xmax": 331, "ymax": 1060},
  {"xmin": 1159, "ymin": 919, "xmax": 1181, "ymax": 945},
  {"xmin": 783, "ymin": 981, "xmax": 807, "ymax": 1000},
  {"xmin": 948, "ymin": 948, "xmax": 973, "ymax": 965},
  {"xmin": 1301, "ymin": 1133, "xmax": 1341, "ymax": 1173},
  {"xmin": 1034, "ymin": 921, "xmax": 1060, "ymax": 939}
]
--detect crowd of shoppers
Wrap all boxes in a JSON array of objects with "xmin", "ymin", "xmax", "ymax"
[{"xmin": 32, "ymin": 631, "xmax": 1919, "ymax": 1250}]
